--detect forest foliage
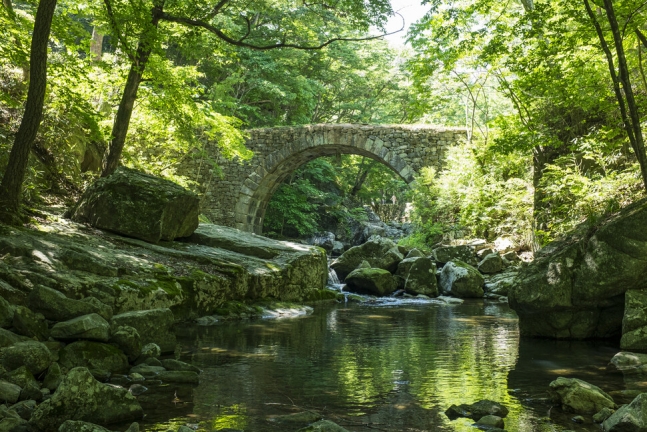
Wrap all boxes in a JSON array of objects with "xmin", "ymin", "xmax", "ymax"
[{"xmin": 2, "ymin": 0, "xmax": 647, "ymax": 249}]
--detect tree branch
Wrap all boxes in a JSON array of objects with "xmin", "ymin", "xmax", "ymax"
[
  {"xmin": 103, "ymin": 0, "xmax": 135, "ymax": 61},
  {"xmin": 159, "ymin": 11, "xmax": 405, "ymax": 51}
]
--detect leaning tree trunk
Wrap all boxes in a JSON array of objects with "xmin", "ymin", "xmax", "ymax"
[
  {"xmin": 0, "ymin": 0, "xmax": 57, "ymax": 223},
  {"xmin": 101, "ymin": 12, "xmax": 160, "ymax": 177}
]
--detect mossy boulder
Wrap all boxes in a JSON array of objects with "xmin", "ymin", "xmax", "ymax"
[
  {"xmin": 69, "ymin": 167, "xmax": 199, "ymax": 243},
  {"xmin": 58, "ymin": 341, "xmax": 128, "ymax": 374},
  {"xmin": 331, "ymin": 237, "xmax": 403, "ymax": 280},
  {"xmin": 395, "ymin": 257, "xmax": 438, "ymax": 297},
  {"xmin": 51, "ymin": 314, "xmax": 111, "ymax": 342},
  {"xmin": 12, "ymin": 306, "xmax": 49, "ymax": 341},
  {"xmin": 432, "ymin": 245, "xmax": 476, "ymax": 265},
  {"xmin": 478, "ymin": 253, "xmax": 503, "ymax": 274},
  {"xmin": 0, "ymin": 297, "xmax": 13, "ymax": 329},
  {"xmin": 439, "ymin": 260, "xmax": 484, "ymax": 298},
  {"xmin": 29, "ymin": 286, "xmax": 108, "ymax": 322},
  {"xmin": 30, "ymin": 367, "xmax": 143, "ymax": 431},
  {"xmin": 0, "ymin": 341, "xmax": 51, "ymax": 375},
  {"xmin": 509, "ymin": 198, "xmax": 647, "ymax": 339},
  {"xmin": 110, "ymin": 309, "xmax": 175, "ymax": 353},
  {"xmin": 345, "ymin": 268, "xmax": 397, "ymax": 296},
  {"xmin": 109, "ymin": 325, "xmax": 141, "ymax": 362},
  {"xmin": 548, "ymin": 377, "xmax": 616, "ymax": 414},
  {"xmin": 602, "ymin": 393, "xmax": 647, "ymax": 431}
]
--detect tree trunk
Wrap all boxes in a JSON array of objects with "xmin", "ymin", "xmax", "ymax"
[
  {"xmin": 90, "ymin": 27, "xmax": 104, "ymax": 61},
  {"xmin": 0, "ymin": 0, "xmax": 57, "ymax": 223},
  {"xmin": 101, "ymin": 9, "xmax": 161, "ymax": 177}
]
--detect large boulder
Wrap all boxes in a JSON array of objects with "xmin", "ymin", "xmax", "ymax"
[
  {"xmin": 478, "ymin": 253, "xmax": 503, "ymax": 274},
  {"xmin": 110, "ymin": 309, "xmax": 175, "ymax": 353},
  {"xmin": 0, "ymin": 341, "xmax": 51, "ymax": 375},
  {"xmin": 30, "ymin": 367, "xmax": 143, "ymax": 431},
  {"xmin": 509, "ymin": 199, "xmax": 647, "ymax": 340},
  {"xmin": 394, "ymin": 257, "xmax": 438, "ymax": 297},
  {"xmin": 58, "ymin": 341, "xmax": 128, "ymax": 374},
  {"xmin": 12, "ymin": 306, "xmax": 49, "ymax": 341},
  {"xmin": 345, "ymin": 268, "xmax": 397, "ymax": 296},
  {"xmin": 68, "ymin": 167, "xmax": 199, "ymax": 243},
  {"xmin": 621, "ymin": 290, "xmax": 647, "ymax": 351},
  {"xmin": 438, "ymin": 260, "xmax": 484, "ymax": 298},
  {"xmin": 51, "ymin": 314, "xmax": 111, "ymax": 342},
  {"xmin": 29, "ymin": 286, "xmax": 108, "ymax": 322},
  {"xmin": 548, "ymin": 377, "xmax": 616, "ymax": 414},
  {"xmin": 602, "ymin": 393, "xmax": 647, "ymax": 431},
  {"xmin": 331, "ymin": 237, "xmax": 403, "ymax": 280}
]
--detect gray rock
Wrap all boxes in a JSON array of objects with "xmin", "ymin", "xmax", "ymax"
[
  {"xmin": 331, "ymin": 241, "xmax": 344, "ymax": 256},
  {"xmin": 128, "ymin": 365, "xmax": 164, "ymax": 379},
  {"xmin": 621, "ymin": 290, "xmax": 647, "ymax": 351},
  {"xmin": 78, "ymin": 298, "xmax": 113, "ymax": 321},
  {"xmin": 331, "ymin": 237, "xmax": 403, "ymax": 280},
  {"xmin": 508, "ymin": 199, "xmax": 647, "ymax": 339},
  {"xmin": 138, "ymin": 343, "xmax": 160, "ymax": 362},
  {"xmin": 502, "ymin": 251, "xmax": 520, "ymax": 262},
  {"xmin": 549, "ymin": 377, "xmax": 616, "ymax": 414},
  {"xmin": 28, "ymin": 286, "xmax": 106, "ymax": 323},
  {"xmin": 51, "ymin": 314, "xmax": 110, "ymax": 342},
  {"xmin": 160, "ymin": 359, "xmax": 200, "ymax": 373},
  {"xmin": 478, "ymin": 253, "xmax": 503, "ymax": 274},
  {"xmin": 0, "ymin": 380, "xmax": 21, "ymax": 404},
  {"xmin": 603, "ymin": 393, "xmax": 647, "ymax": 431},
  {"xmin": 296, "ymin": 420, "xmax": 349, "ymax": 432},
  {"xmin": 58, "ymin": 341, "xmax": 128, "ymax": 374},
  {"xmin": 12, "ymin": 307, "xmax": 49, "ymax": 341},
  {"xmin": 608, "ymin": 351, "xmax": 647, "ymax": 375},
  {"xmin": 475, "ymin": 415, "xmax": 504, "ymax": 429},
  {"xmin": 405, "ymin": 249, "xmax": 424, "ymax": 259},
  {"xmin": 43, "ymin": 363, "xmax": 63, "ymax": 391},
  {"xmin": 10, "ymin": 400, "xmax": 36, "ymax": 421},
  {"xmin": 345, "ymin": 268, "xmax": 397, "ymax": 296},
  {"xmin": 127, "ymin": 384, "xmax": 147, "ymax": 396},
  {"xmin": 69, "ymin": 167, "xmax": 199, "ymax": 243},
  {"xmin": 58, "ymin": 421, "xmax": 111, "ymax": 432},
  {"xmin": 1, "ymin": 341, "xmax": 51, "ymax": 375},
  {"xmin": 0, "ymin": 329, "xmax": 28, "ymax": 349},
  {"xmin": 157, "ymin": 371, "xmax": 199, "ymax": 384},
  {"xmin": 0, "ymin": 297, "xmax": 14, "ymax": 329},
  {"xmin": 593, "ymin": 407, "xmax": 615, "ymax": 423},
  {"xmin": 109, "ymin": 326, "xmax": 141, "ymax": 362},
  {"xmin": 432, "ymin": 245, "xmax": 476, "ymax": 265},
  {"xmin": 439, "ymin": 261, "xmax": 485, "ymax": 298},
  {"xmin": 30, "ymin": 367, "xmax": 143, "ymax": 431},
  {"xmin": 484, "ymin": 271, "xmax": 517, "ymax": 296},
  {"xmin": 111, "ymin": 309, "xmax": 176, "ymax": 353},
  {"xmin": 395, "ymin": 257, "xmax": 438, "ymax": 297}
]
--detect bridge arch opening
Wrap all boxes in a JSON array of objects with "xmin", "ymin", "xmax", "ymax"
[{"xmin": 235, "ymin": 144, "xmax": 417, "ymax": 234}]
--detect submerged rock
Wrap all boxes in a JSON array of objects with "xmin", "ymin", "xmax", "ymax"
[
  {"xmin": 445, "ymin": 399, "xmax": 508, "ymax": 420},
  {"xmin": 508, "ymin": 198, "xmax": 647, "ymax": 340},
  {"xmin": 69, "ymin": 167, "xmax": 199, "ymax": 243},
  {"xmin": 30, "ymin": 367, "xmax": 143, "ymax": 431},
  {"xmin": 345, "ymin": 268, "xmax": 397, "ymax": 296},
  {"xmin": 548, "ymin": 377, "xmax": 615, "ymax": 414},
  {"xmin": 331, "ymin": 237, "xmax": 403, "ymax": 280},
  {"xmin": 438, "ymin": 260, "xmax": 484, "ymax": 298}
]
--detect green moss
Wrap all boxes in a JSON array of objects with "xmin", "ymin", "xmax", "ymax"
[{"xmin": 112, "ymin": 276, "xmax": 183, "ymax": 298}]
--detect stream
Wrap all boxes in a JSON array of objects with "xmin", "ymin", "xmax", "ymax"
[{"xmin": 134, "ymin": 299, "xmax": 628, "ymax": 431}]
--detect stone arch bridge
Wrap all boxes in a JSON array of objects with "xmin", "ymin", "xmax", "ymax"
[{"xmin": 182, "ymin": 124, "xmax": 466, "ymax": 233}]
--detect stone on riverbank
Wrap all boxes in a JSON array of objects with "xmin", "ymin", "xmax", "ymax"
[
  {"xmin": 439, "ymin": 260, "xmax": 484, "ymax": 298},
  {"xmin": 111, "ymin": 309, "xmax": 175, "ymax": 353},
  {"xmin": 508, "ymin": 198, "xmax": 647, "ymax": 340},
  {"xmin": 29, "ymin": 286, "xmax": 108, "ymax": 323},
  {"xmin": 331, "ymin": 237, "xmax": 403, "ymax": 280},
  {"xmin": 69, "ymin": 167, "xmax": 199, "ymax": 243},
  {"xmin": 602, "ymin": 393, "xmax": 647, "ymax": 431},
  {"xmin": 478, "ymin": 253, "xmax": 503, "ymax": 274},
  {"xmin": 51, "ymin": 314, "xmax": 110, "ymax": 342},
  {"xmin": 548, "ymin": 377, "xmax": 615, "ymax": 414},
  {"xmin": 59, "ymin": 341, "xmax": 128, "ymax": 375},
  {"xmin": 1, "ymin": 341, "xmax": 51, "ymax": 375},
  {"xmin": 432, "ymin": 245, "xmax": 477, "ymax": 265},
  {"xmin": 58, "ymin": 421, "xmax": 112, "ymax": 432},
  {"xmin": 345, "ymin": 268, "xmax": 397, "ymax": 296},
  {"xmin": 109, "ymin": 325, "xmax": 141, "ymax": 362},
  {"xmin": 30, "ymin": 367, "xmax": 143, "ymax": 431}
]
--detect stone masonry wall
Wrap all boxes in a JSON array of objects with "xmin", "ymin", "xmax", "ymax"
[{"xmin": 179, "ymin": 124, "xmax": 466, "ymax": 233}]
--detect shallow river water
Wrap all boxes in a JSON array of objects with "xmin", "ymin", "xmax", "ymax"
[{"xmin": 137, "ymin": 300, "xmax": 628, "ymax": 432}]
